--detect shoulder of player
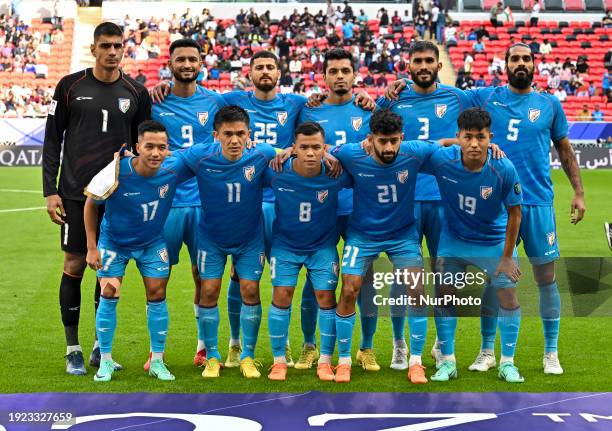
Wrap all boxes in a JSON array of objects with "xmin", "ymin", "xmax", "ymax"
[
  {"xmin": 248, "ymin": 143, "xmax": 276, "ymax": 160},
  {"xmin": 196, "ymin": 85, "xmax": 226, "ymax": 104},
  {"xmin": 282, "ymin": 92, "xmax": 308, "ymax": 107},
  {"xmin": 119, "ymin": 72, "xmax": 148, "ymax": 96},
  {"xmin": 488, "ymin": 154, "xmax": 517, "ymax": 178}
]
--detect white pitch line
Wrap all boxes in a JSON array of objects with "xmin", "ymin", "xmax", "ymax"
[
  {"xmin": 0, "ymin": 206, "xmax": 46, "ymax": 213},
  {"xmin": 0, "ymin": 189, "xmax": 41, "ymax": 194}
]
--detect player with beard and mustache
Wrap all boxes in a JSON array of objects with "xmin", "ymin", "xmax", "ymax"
[
  {"xmin": 377, "ymin": 41, "xmax": 472, "ymax": 373},
  {"xmin": 461, "ymin": 43, "xmax": 585, "ymax": 377},
  {"xmin": 148, "ymin": 38, "xmax": 227, "ymax": 371},
  {"xmin": 150, "ymin": 50, "xmax": 374, "ymax": 370}
]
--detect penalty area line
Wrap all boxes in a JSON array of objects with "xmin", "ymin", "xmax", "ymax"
[
  {"xmin": 0, "ymin": 206, "xmax": 46, "ymax": 213},
  {"xmin": 0, "ymin": 189, "xmax": 41, "ymax": 194}
]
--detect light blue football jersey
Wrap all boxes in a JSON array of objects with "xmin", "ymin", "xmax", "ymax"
[
  {"xmin": 467, "ymin": 86, "xmax": 569, "ymax": 206},
  {"xmin": 152, "ymin": 86, "xmax": 226, "ymax": 207},
  {"xmin": 332, "ymin": 141, "xmax": 437, "ymax": 241},
  {"xmin": 423, "ymin": 146, "xmax": 523, "ymax": 244},
  {"xmin": 264, "ymin": 159, "xmax": 352, "ymax": 252},
  {"xmin": 176, "ymin": 143, "xmax": 277, "ymax": 246},
  {"xmin": 377, "ymin": 83, "xmax": 473, "ymax": 201},
  {"xmin": 98, "ymin": 156, "xmax": 192, "ymax": 248}
]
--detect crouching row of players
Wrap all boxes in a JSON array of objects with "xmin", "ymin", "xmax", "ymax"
[{"xmin": 85, "ymin": 106, "xmax": 525, "ymax": 384}]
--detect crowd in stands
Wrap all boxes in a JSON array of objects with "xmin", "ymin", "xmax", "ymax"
[{"xmin": 1, "ymin": 3, "xmax": 611, "ymax": 120}]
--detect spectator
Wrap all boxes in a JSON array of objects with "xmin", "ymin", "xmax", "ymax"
[
  {"xmin": 592, "ymin": 104, "xmax": 604, "ymax": 121},
  {"xmin": 473, "ymin": 37, "xmax": 485, "ymax": 53},
  {"xmin": 491, "ymin": 71, "xmax": 503, "ymax": 87},
  {"xmin": 463, "ymin": 51, "xmax": 474, "ymax": 74},
  {"xmin": 548, "ymin": 72, "xmax": 561, "ymax": 90},
  {"xmin": 289, "ymin": 55, "xmax": 302, "ymax": 74},
  {"xmin": 358, "ymin": 9, "xmax": 368, "ymax": 24},
  {"xmin": 378, "ymin": 8, "xmax": 389, "ymax": 26},
  {"xmin": 603, "ymin": 11, "xmax": 612, "ymax": 28},
  {"xmin": 475, "ymin": 25, "xmax": 490, "ymax": 40},
  {"xmin": 415, "ymin": 6, "xmax": 427, "ymax": 39},
  {"xmin": 158, "ymin": 63, "xmax": 171, "ymax": 81},
  {"xmin": 576, "ymin": 56, "xmax": 589, "ymax": 74},
  {"xmin": 540, "ymin": 39, "xmax": 553, "ymax": 56},
  {"xmin": 375, "ymin": 73, "xmax": 388, "ymax": 87},
  {"xmin": 436, "ymin": 10, "xmax": 446, "ymax": 43},
  {"xmin": 604, "ymin": 48, "xmax": 612, "ymax": 69},
  {"xmin": 490, "ymin": 2, "xmax": 502, "ymax": 27},
  {"xmin": 430, "ymin": 3, "xmax": 440, "ymax": 41},
  {"xmin": 343, "ymin": 1, "xmax": 354, "ymax": 20},
  {"xmin": 538, "ymin": 57, "xmax": 553, "ymax": 76},
  {"xmin": 529, "ymin": 38, "xmax": 540, "ymax": 54},
  {"xmin": 553, "ymin": 85, "xmax": 567, "ymax": 102},
  {"xmin": 577, "ymin": 104, "xmax": 591, "ymax": 121},
  {"xmin": 475, "ymin": 74, "xmax": 487, "ymax": 87},
  {"xmin": 503, "ymin": 5, "xmax": 514, "ymax": 24},
  {"xmin": 363, "ymin": 70, "xmax": 375, "ymax": 86},
  {"xmin": 445, "ymin": 24, "xmax": 457, "ymax": 47},
  {"xmin": 530, "ymin": 0, "xmax": 541, "ymax": 27},
  {"xmin": 602, "ymin": 70, "xmax": 610, "ymax": 98},
  {"xmin": 588, "ymin": 81, "xmax": 597, "ymax": 97},
  {"xmin": 135, "ymin": 69, "xmax": 147, "ymax": 86},
  {"xmin": 342, "ymin": 19, "xmax": 354, "ymax": 41}
]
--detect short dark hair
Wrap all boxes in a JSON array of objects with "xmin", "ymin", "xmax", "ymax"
[
  {"xmin": 213, "ymin": 105, "xmax": 250, "ymax": 131},
  {"xmin": 408, "ymin": 40, "xmax": 440, "ymax": 60},
  {"xmin": 295, "ymin": 121, "xmax": 325, "ymax": 139},
  {"xmin": 323, "ymin": 48, "xmax": 354, "ymax": 73},
  {"xmin": 93, "ymin": 22, "xmax": 123, "ymax": 42},
  {"xmin": 457, "ymin": 108, "xmax": 491, "ymax": 132},
  {"xmin": 370, "ymin": 110, "xmax": 403, "ymax": 135},
  {"xmin": 169, "ymin": 38, "xmax": 202, "ymax": 56},
  {"xmin": 505, "ymin": 43, "xmax": 535, "ymax": 64},
  {"xmin": 138, "ymin": 120, "xmax": 167, "ymax": 137},
  {"xmin": 250, "ymin": 50, "xmax": 280, "ymax": 68}
]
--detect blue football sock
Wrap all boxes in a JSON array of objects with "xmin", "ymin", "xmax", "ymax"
[
  {"xmin": 319, "ymin": 306, "xmax": 336, "ymax": 356},
  {"xmin": 499, "ymin": 305, "xmax": 521, "ymax": 359},
  {"xmin": 407, "ymin": 305, "xmax": 428, "ymax": 356},
  {"xmin": 227, "ymin": 278, "xmax": 242, "ymax": 341},
  {"xmin": 301, "ymin": 277, "xmax": 318, "ymax": 345},
  {"xmin": 434, "ymin": 306, "xmax": 457, "ymax": 356},
  {"xmin": 357, "ymin": 277, "xmax": 378, "ymax": 350},
  {"xmin": 198, "ymin": 305, "xmax": 221, "ymax": 360},
  {"xmin": 336, "ymin": 312, "xmax": 356, "ymax": 359},
  {"xmin": 147, "ymin": 299, "xmax": 169, "ymax": 353},
  {"xmin": 96, "ymin": 296, "xmax": 118, "ymax": 354},
  {"xmin": 268, "ymin": 303, "xmax": 291, "ymax": 358},
  {"xmin": 480, "ymin": 284, "xmax": 499, "ymax": 351},
  {"xmin": 538, "ymin": 282, "xmax": 560, "ymax": 353},
  {"xmin": 240, "ymin": 302, "xmax": 262, "ymax": 360},
  {"xmin": 390, "ymin": 281, "xmax": 406, "ymax": 342},
  {"xmin": 193, "ymin": 303, "xmax": 203, "ymax": 342}
]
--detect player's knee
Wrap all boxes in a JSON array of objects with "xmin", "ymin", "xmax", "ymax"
[
  {"xmin": 100, "ymin": 279, "xmax": 120, "ymax": 298},
  {"xmin": 533, "ymin": 262, "xmax": 555, "ymax": 285},
  {"xmin": 497, "ymin": 287, "xmax": 519, "ymax": 309},
  {"xmin": 340, "ymin": 284, "xmax": 359, "ymax": 305},
  {"xmin": 272, "ymin": 287, "xmax": 293, "ymax": 308},
  {"xmin": 146, "ymin": 283, "xmax": 167, "ymax": 302},
  {"xmin": 240, "ymin": 280, "xmax": 260, "ymax": 303},
  {"xmin": 64, "ymin": 252, "xmax": 86, "ymax": 276}
]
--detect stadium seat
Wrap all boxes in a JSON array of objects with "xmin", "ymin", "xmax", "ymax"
[{"xmin": 463, "ymin": 0, "xmax": 483, "ymax": 11}]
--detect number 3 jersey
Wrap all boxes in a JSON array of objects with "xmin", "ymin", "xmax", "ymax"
[
  {"xmin": 422, "ymin": 146, "xmax": 523, "ymax": 245},
  {"xmin": 97, "ymin": 156, "xmax": 192, "ymax": 249},
  {"xmin": 467, "ymin": 86, "xmax": 569, "ymax": 206},
  {"xmin": 331, "ymin": 141, "xmax": 437, "ymax": 241},
  {"xmin": 152, "ymin": 86, "xmax": 227, "ymax": 207}
]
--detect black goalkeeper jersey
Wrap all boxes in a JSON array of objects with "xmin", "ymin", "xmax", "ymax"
[{"xmin": 42, "ymin": 68, "xmax": 151, "ymax": 201}]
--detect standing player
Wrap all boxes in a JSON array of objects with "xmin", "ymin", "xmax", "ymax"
[
  {"xmin": 422, "ymin": 108, "xmax": 525, "ymax": 383},
  {"xmin": 331, "ymin": 110, "xmax": 438, "ymax": 384},
  {"xmin": 265, "ymin": 122, "xmax": 351, "ymax": 382},
  {"xmin": 465, "ymin": 44, "xmax": 585, "ymax": 375},
  {"xmin": 149, "ymin": 38, "xmax": 226, "ymax": 369},
  {"xmin": 84, "ymin": 120, "xmax": 190, "ymax": 382},
  {"xmin": 377, "ymin": 41, "xmax": 472, "ymax": 370},
  {"xmin": 176, "ymin": 106, "xmax": 277, "ymax": 379},
  {"xmin": 43, "ymin": 22, "xmax": 151, "ymax": 375},
  {"xmin": 298, "ymin": 48, "xmax": 375, "ymax": 371}
]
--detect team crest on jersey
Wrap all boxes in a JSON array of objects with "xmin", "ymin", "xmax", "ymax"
[
  {"xmin": 243, "ymin": 165, "xmax": 256, "ymax": 181},
  {"xmin": 435, "ymin": 104, "xmax": 447, "ymax": 118},
  {"xmin": 351, "ymin": 117, "xmax": 363, "ymax": 131},
  {"xmin": 514, "ymin": 182, "xmax": 522, "ymax": 195},
  {"xmin": 197, "ymin": 111, "xmax": 209, "ymax": 126},
  {"xmin": 317, "ymin": 189, "xmax": 329, "ymax": 203},
  {"xmin": 480, "ymin": 186, "xmax": 493, "ymax": 200},
  {"xmin": 159, "ymin": 184, "xmax": 169, "ymax": 198},
  {"xmin": 397, "ymin": 170, "xmax": 409, "ymax": 184},
  {"xmin": 547, "ymin": 232, "xmax": 556, "ymax": 246},
  {"xmin": 332, "ymin": 262, "xmax": 339, "ymax": 277},
  {"xmin": 118, "ymin": 98, "xmax": 130, "ymax": 113},
  {"xmin": 276, "ymin": 111, "xmax": 288, "ymax": 126},
  {"xmin": 528, "ymin": 108, "xmax": 541, "ymax": 123},
  {"xmin": 158, "ymin": 248, "xmax": 169, "ymax": 263}
]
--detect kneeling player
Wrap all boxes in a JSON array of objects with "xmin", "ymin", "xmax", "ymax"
[
  {"xmin": 426, "ymin": 108, "xmax": 525, "ymax": 383},
  {"xmin": 84, "ymin": 121, "xmax": 191, "ymax": 382},
  {"xmin": 176, "ymin": 106, "xmax": 277, "ymax": 379},
  {"xmin": 265, "ymin": 122, "xmax": 351, "ymax": 381}
]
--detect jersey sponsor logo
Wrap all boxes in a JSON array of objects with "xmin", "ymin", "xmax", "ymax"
[
  {"xmin": 243, "ymin": 165, "xmax": 256, "ymax": 181},
  {"xmin": 351, "ymin": 117, "xmax": 363, "ymax": 131},
  {"xmin": 357, "ymin": 173, "xmax": 374, "ymax": 177},
  {"xmin": 492, "ymin": 101, "xmax": 507, "ymax": 107},
  {"xmin": 158, "ymin": 248, "xmax": 169, "ymax": 263},
  {"xmin": 276, "ymin": 111, "xmax": 288, "ymax": 126},
  {"xmin": 245, "ymin": 109, "xmax": 257, "ymax": 113},
  {"xmin": 118, "ymin": 98, "xmax": 131, "ymax": 113},
  {"xmin": 528, "ymin": 108, "xmax": 541, "ymax": 123},
  {"xmin": 514, "ymin": 182, "xmax": 521, "ymax": 195},
  {"xmin": 198, "ymin": 111, "xmax": 209, "ymax": 126},
  {"xmin": 278, "ymin": 187, "xmax": 295, "ymax": 192},
  {"xmin": 397, "ymin": 170, "xmax": 409, "ymax": 184},
  {"xmin": 397, "ymin": 104, "xmax": 413, "ymax": 108},
  {"xmin": 442, "ymin": 175, "xmax": 458, "ymax": 184},
  {"xmin": 480, "ymin": 186, "xmax": 493, "ymax": 200},
  {"xmin": 123, "ymin": 192, "xmax": 141, "ymax": 196},
  {"xmin": 49, "ymin": 100, "xmax": 57, "ymax": 116},
  {"xmin": 317, "ymin": 189, "xmax": 329, "ymax": 203},
  {"xmin": 159, "ymin": 112, "xmax": 175, "ymax": 117},
  {"xmin": 159, "ymin": 184, "xmax": 169, "ymax": 198},
  {"xmin": 316, "ymin": 119, "xmax": 329, "ymax": 124},
  {"xmin": 435, "ymin": 104, "xmax": 447, "ymax": 118},
  {"xmin": 75, "ymin": 96, "xmax": 93, "ymax": 101},
  {"xmin": 206, "ymin": 168, "xmax": 223, "ymax": 173},
  {"xmin": 547, "ymin": 232, "xmax": 556, "ymax": 246}
]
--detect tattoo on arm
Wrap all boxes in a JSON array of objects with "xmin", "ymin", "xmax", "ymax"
[{"xmin": 554, "ymin": 138, "xmax": 584, "ymax": 194}]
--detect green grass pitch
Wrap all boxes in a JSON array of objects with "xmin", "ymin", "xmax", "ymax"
[{"xmin": 0, "ymin": 167, "xmax": 610, "ymax": 393}]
